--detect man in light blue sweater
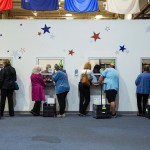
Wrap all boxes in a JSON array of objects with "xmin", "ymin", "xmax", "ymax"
[{"xmin": 98, "ymin": 63, "xmax": 119, "ymax": 117}]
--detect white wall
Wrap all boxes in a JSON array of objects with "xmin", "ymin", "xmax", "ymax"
[{"xmin": 0, "ymin": 20, "xmax": 150, "ymax": 112}]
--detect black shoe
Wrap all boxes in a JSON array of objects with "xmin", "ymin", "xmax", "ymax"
[
  {"xmin": 30, "ymin": 110, "xmax": 40, "ymax": 116},
  {"xmin": 78, "ymin": 113, "xmax": 86, "ymax": 117},
  {"xmin": 112, "ymin": 113, "xmax": 117, "ymax": 118},
  {"xmin": 137, "ymin": 113, "xmax": 143, "ymax": 117}
]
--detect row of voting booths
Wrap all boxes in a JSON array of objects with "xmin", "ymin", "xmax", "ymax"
[{"xmin": 0, "ymin": 57, "xmax": 150, "ymax": 114}]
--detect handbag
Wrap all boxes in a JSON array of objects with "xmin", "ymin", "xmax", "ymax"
[
  {"xmin": 14, "ymin": 81, "xmax": 19, "ymax": 90},
  {"xmin": 80, "ymin": 71, "xmax": 90, "ymax": 86}
]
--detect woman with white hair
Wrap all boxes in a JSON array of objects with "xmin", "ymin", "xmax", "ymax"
[{"xmin": 30, "ymin": 65, "xmax": 45, "ymax": 116}]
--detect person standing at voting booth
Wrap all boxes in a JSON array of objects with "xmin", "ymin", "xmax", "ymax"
[
  {"xmin": 30, "ymin": 65, "xmax": 45, "ymax": 116},
  {"xmin": 52, "ymin": 64, "xmax": 70, "ymax": 118},
  {"xmin": 98, "ymin": 63, "xmax": 119, "ymax": 118},
  {"xmin": 135, "ymin": 65, "xmax": 150, "ymax": 116},
  {"xmin": 0, "ymin": 59, "xmax": 17, "ymax": 117},
  {"xmin": 42, "ymin": 64, "xmax": 52, "ymax": 83},
  {"xmin": 79, "ymin": 62, "xmax": 93, "ymax": 116},
  {"xmin": 42, "ymin": 64, "xmax": 53, "ymax": 98},
  {"xmin": 92, "ymin": 64, "xmax": 101, "ymax": 83}
]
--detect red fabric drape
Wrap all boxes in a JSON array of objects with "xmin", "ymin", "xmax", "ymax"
[{"xmin": 0, "ymin": 0, "xmax": 12, "ymax": 11}]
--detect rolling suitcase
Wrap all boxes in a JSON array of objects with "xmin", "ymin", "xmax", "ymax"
[
  {"xmin": 145, "ymin": 105, "xmax": 150, "ymax": 119},
  {"xmin": 92, "ymin": 84, "xmax": 111, "ymax": 119},
  {"xmin": 43, "ymin": 102, "xmax": 56, "ymax": 117}
]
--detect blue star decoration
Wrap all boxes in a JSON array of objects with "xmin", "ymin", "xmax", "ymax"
[
  {"xmin": 119, "ymin": 45, "xmax": 126, "ymax": 52},
  {"xmin": 41, "ymin": 24, "xmax": 51, "ymax": 34}
]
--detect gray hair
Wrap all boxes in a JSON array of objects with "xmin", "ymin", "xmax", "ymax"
[
  {"xmin": 32, "ymin": 65, "xmax": 41, "ymax": 74},
  {"xmin": 54, "ymin": 64, "xmax": 60, "ymax": 71},
  {"xmin": 143, "ymin": 65, "xmax": 150, "ymax": 72}
]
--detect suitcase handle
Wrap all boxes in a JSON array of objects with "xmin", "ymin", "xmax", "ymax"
[{"xmin": 100, "ymin": 83, "xmax": 107, "ymax": 105}]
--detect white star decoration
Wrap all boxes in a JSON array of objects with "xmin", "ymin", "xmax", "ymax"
[
  {"xmin": 105, "ymin": 26, "xmax": 110, "ymax": 32},
  {"xmin": 11, "ymin": 50, "xmax": 20, "ymax": 59},
  {"xmin": 19, "ymin": 48, "xmax": 25, "ymax": 54},
  {"xmin": 50, "ymin": 34, "xmax": 55, "ymax": 39},
  {"xmin": 146, "ymin": 25, "xmax": 150, "ymax": 32}
]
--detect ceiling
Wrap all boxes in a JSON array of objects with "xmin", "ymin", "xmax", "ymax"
[{"xmin": 0, "ymin": 0, "xmax": 150, "ymax": 20}]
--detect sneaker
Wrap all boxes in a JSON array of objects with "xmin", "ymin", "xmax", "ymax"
[
  {"xmin": 57, "ymin": 114, "xmax": 62, "ymax": 118},
  {"xmin": 62, "ymin": 113, "xmax": 66, "ymax": 117}
]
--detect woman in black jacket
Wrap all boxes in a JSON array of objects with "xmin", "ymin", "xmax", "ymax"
[{"xmin": 0, "ymin": 59, "xmax": 17, "ymax": 117}]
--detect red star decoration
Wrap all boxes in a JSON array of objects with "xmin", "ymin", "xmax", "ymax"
[
  {"xmin": 68, "ymin": 50, "xmax": 75, "ymax": 55},
  {"xmin": 38, "ymin": 32, "xmax": 42, "ymax": 36},
  {"xmin": 91, "ymin": 32, "xmax": 100, "ymax": 42}
]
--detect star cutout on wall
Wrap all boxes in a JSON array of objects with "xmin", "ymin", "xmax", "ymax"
[
  {"xmin": 91, "ymin": 32, "xmax": 100, "ymax": 42},
  {"xmin": 68, "ymin": 49, "xmax": 75, "ymax": 55},
  {"xmin": 38, "ymin": 32, "xmax": 42, "ymax": 36},
  {"xmin": 19, "ymin": 48, "xmax": 25, "ymax": 54},
  {"xmin": 11, "ymin": 50, "xmax": 20, "ymax": 59},
  {"xmin": 115, "ymin": 51, "xmax": 119, "ymax": 55},
  {"xmin": 50, "ymin": 34, "xmax": 55, "ymax": 39},
  {"xmin": 146, "ymin": 25, "xmax": 150, "ymax": 32},
  {"xmin": 119, "ymin": 45, "xmax": 126, "ymax": 52},
  {"xmin": 41, "ymin": 24, "xmax": 51, "ymax": 34},
  {"xmin": 105, "ymin": 26, "xmax": 110, "ymax": 31}
]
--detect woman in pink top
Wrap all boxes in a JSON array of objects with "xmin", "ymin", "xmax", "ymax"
[{"xmin": 30, "ymin": 65, "xmax": 45, "ymax": 116}]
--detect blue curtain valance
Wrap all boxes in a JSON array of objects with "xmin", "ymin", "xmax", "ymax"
[
  {"xmin": 64, "ymin": 0, "xmax": 99, "ymax": 12},
  {"xmin": 21, "ymin": 0, "xmax": 59, "ymax": 11}
]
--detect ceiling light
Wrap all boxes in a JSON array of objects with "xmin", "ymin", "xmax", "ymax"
[
  {"xmin": 95, "ymin": 15, "xmax": 103, "ymax": 19},
  {"xmin": 66, "ymin": 17, "xmax": 74, "ymax": 20},
  {"xmin": 28, "ymin": 17, "xmax": 34, "ymax": 20},
  {"xmin": 65, "ymin": 14, "xmax": 72, "ymax": 17},
  {"xmin": 32, "ymin": 11, "xmax": 37, "ymax": 16}
]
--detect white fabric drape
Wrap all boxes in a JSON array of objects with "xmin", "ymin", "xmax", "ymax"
[{"xmin": 106, "ymin": 0, "xmax": 140, "ymax": 14}]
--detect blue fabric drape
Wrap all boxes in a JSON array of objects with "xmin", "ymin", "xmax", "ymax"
[
  {"xmin": 21, "ymin": 0, "xmax": 59, "ymax": 11},
  {"xmin": 64, "ymin": 0, "xmax": 99, "ymax": 12}
]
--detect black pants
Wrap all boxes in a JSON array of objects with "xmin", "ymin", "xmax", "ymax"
[
  {"xmin": 32, "ymin": 101, "xmax": 41, "ymax": 115},
  {"xmin": 57, "ymin": 91, "xmax": 68, "ymax": 115},
  {"xmin": 79, "ymin": 82, "xmax": 90, "ymax": 115},
  {"xmin": 137, "ymin": 93, "xmax": 149, "ymax": 115},
  {"xmin": 1, "ymin": 89, "xmax": 14, "ymax": 116}
]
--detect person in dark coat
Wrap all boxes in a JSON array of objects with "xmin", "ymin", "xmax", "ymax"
[
  {"xmin": 135, "ymin": 65, "xmax": 150, "ymax": 116},
  {"xmin": 0, "ymin": 59, "xmax": 17, "ymax": 117},
  {"xmin": 30, "ymin": 65, "xmax": 46, "ymax": 116}
]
